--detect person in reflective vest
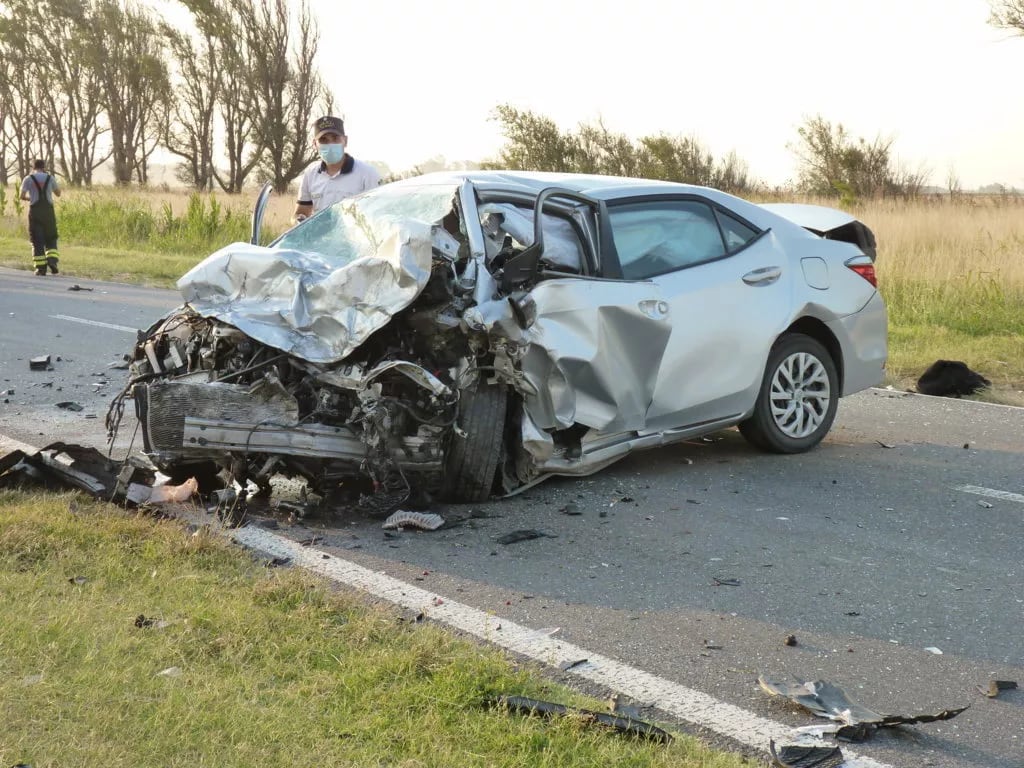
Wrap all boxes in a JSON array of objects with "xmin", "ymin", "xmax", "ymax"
[{"xmin": 20, "ymin": 159, "xmax": 62, "ymax": 275}]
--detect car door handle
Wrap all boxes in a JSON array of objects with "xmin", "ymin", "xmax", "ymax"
[{"xmin": 742, "ymin": 266, "xmax": 782, "ymax": 286}]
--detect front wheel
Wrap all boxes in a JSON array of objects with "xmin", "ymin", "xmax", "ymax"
[
  {"xmin": 440, "ymin": 384, "xmax": 507, "ymax": 503},
  {"xmin": 739, "ymin": 334, "xmax": 839, "ymax": 453}
]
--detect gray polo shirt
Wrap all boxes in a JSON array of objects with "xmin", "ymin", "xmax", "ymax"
[
  {"xmin": 297, "ymin": 155, "xmax": 381, "ymax": 212},
  {"xmin": 21, "ymin": 172, "xmax": 59, "ymax": 204}
]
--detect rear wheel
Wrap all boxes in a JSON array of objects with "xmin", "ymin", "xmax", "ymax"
[
  {"xmin": 441, "ymin": 384, "xmax": 507, "ymax": 502},
  {"xmin": 739, "ymin": 333, "xmax": 838, "ymax": 453}
]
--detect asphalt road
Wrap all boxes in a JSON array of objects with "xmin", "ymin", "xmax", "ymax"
[{"xmin": 2, "ymin": 266, "xmax": 1022, "ymax": 768}]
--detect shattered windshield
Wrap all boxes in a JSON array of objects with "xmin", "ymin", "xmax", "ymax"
[{"xmin": 271, "ymin": 182, "xmax": 459, "ymax": 262}]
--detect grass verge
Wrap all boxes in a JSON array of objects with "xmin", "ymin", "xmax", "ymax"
[{"xmin": 0, "ymin": 490, "xmax": 747, "ymax": 768}]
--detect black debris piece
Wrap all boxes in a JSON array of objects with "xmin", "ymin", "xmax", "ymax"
[
  {"xmin": 29, "ymin": 355, "xmax": 51, "ymax": 370},
  {"xmin": 876, "ymin": 440, "xmax": 895, "ymax": 449},
  {"xmin": 769, "ymin": 740, "xmax": 844, "ymax": 768},
  {"xmin": 557, "ymin": 658, "xmax": 588, "ymax": 672},
  {"xmin": 497, "ymin": 529, "xmax": 555, "ymax": 545},
  {"xmin": 712, "ymin": 577, "xmax": 741, "ymax": 587},
  {"xmin": 264, "ymin": 557, "xmax": 291, "ymax": 568},
  {"xmin": 917, "ymin": 360, "xmax": 990, "ymax": 397},
  {"xmin": 758, "ymin": 676, "xmax": 968, "ymax": 742},
  {"xmin": 67, "ymin": 284, "xmax": 93, "ymax": 291},
  {"xmin": 560, "ymin": 502, "xmax": 582, "ymax": 516},
  {"xmin": 135, "ymin": 614, "xmax": 156, "ymax": 628},
  {"xmin": 784, "ymin": 634, "xmax": 798, "ymax": 647},
  {"xmin": 56, "ymin": 401, "xmax": 84, "ymax": 412},
  {"xmin": 978, "ymin": 680, "xmax": 1018, "ymax": 698},
  {"xmin": 488, "ymin": 695, "xmax": 672, "ymax": 744}
]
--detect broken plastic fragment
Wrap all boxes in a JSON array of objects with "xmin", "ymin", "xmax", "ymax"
[
  {"xmin": 382, "ymin": 510, "xmax": 445, "ymax": 531},
  {"xmin": 157, "ymin": 666, "xmax": 182, "ymax": 677},
  {"xmin": 924, "ymin": 646, "xmax": 943, "ymax": 655}
]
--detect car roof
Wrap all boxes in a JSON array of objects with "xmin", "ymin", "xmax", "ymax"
[{"xmin": 390, "ymin": 169, "xmax": 711, "ymax": 201}]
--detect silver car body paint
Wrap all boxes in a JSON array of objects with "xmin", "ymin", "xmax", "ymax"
[{"xmin": 126, "ymin": 170, "xmax": 887, "ymax": 494}]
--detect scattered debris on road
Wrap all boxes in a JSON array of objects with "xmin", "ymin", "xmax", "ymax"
[
  {"xmin": 978, "ymin": 680, "xmax": 1018, "ymax": 698},
  {"xmin": 382, "ymin": 510, "xmax": 445, "ymax": 531},
  {"xmin": 487, "ymin": 694, "xmax": 673, "ymax": 743},
  {"xmin": 497, "ymin": 529, "xmax": 555, "ymax": 545},
  {"xmin": 769, "ymin": 740, "xmax": 844, "ymax": 768},
  {"xmin": 758, "ymin": 676, "xmax": 968, "ymax": 742},
  {"xmin": 712, "ymin": 577, "xmax": 741, "ymax": 587}
]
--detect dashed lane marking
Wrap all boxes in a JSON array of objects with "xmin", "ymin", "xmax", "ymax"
[
  {"xmin": 955, "ymin": 485, "xmax": 1024, "ymax": 504},
  {"xmin": 50, "ymin": 314, "xmax": 138, "ymax": 334}
]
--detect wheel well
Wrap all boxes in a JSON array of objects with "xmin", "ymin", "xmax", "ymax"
[{"xmin": 783, "ymin": 317, "xmax": 844, "ymax": 392}]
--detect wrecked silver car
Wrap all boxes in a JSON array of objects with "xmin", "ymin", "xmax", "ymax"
[{"xmin": 112, "ymin": 171, "xmax": 887, "ymax": 504}]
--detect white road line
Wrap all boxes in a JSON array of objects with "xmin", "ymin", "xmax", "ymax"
[
  {"xmin": 50, "ymin": 314, "xmax": 138, "ymax": 334},
  {"xmin": 233, "ymin": 526, "xmax": 892, "ymax": 768},
  {"xmin": 0, "ymin": 435, "xmax": 39, "ymax": 455},
  {"xmin": 955, "ymin": 485, "xmax": 1024, "ymax": 504}
]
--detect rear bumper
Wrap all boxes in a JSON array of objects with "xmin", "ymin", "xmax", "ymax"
[{"xmin": 829, "ymin": 291, "xmax": 888, "ymax": 396}]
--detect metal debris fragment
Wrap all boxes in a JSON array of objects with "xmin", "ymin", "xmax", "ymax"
[
  {"xmin": 758, "ymin": 676, "xmax": 968, "ymax": 742},
  {"xmin": 382, "ymin": 510, "xmax": 446, "ymax": 531},
  {"xmin": 56, "ymin": 401, "xmax": 84, "ymax": 412},
  {"xmin": 29, "ymin": 355, "xmax": 51, "ymax": 370}
]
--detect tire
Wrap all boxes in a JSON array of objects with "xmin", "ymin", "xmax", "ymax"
[
  {"xmin": 739, "ymin": 333, "xmax": 839, "ymax": 454},
  {"xmin": 441, "ymin": 384, "xmax": 507, "ymax": 503}
]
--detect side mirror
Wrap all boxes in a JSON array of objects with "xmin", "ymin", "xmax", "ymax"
[{"xmin": 250, "ymin": 182, "xmax": 273, "ymax": 245}]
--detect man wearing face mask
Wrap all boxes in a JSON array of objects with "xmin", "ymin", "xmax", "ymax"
[{"xmin": 293, "ymin": 116, "xmax": 381, "ymax": 223}]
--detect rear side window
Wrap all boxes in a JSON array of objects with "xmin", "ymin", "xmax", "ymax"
[
  {"xmin": 609, "ymin": 201, "xmax": 727, "ymax": 280},
  {"xmin": 715, "ymin": 209, "xmax": 758, "ymax": 251}
]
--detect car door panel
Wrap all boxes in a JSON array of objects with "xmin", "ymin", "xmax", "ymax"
[
  {"xmin": 645, "ymin": 231, "xmax": 793, "ymax": 430},
  {"xmin": 520, "ymin": 278, "xmax": 671, "ymax": 433}
]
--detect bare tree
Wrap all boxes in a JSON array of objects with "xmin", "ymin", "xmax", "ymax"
[
  {"xmin": 238, "ymin": 0, "xmax": 331, "ymax": 193},
  {"xmin": 163, "ymin": 23, "xmax": 220, "ymax": 189},
  {"xmin": 990, "ymin": 0, "xmax": 1024, "ymax": 33},
  {"xmin": 0, "ymin": 0, "xmax": 110, "ymax": 186},
  {"xmin": 89, "ymin": 0, "xmax": 170, "ymax": 185}
]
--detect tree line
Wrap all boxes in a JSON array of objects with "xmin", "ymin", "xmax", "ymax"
[
  {"xmin": 486, "ymin": 105, "xmax": 933, "ymax": 201},
  {"xmin": 0, "ymin": 0, "xmax": 330, "ymax": 193}
]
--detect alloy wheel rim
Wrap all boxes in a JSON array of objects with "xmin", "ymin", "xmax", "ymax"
[{"xmin": 769, "ymin": 352, "xmax": 831, "ymax": 439}]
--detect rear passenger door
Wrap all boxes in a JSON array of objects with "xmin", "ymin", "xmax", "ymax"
[{"xmin": 605, "ymin": 197, "xmax": 792, "ymax": 431}]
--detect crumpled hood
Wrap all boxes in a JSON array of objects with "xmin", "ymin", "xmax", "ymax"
[{"xmin": 177, "ymin": 219, "xmax": 435, "ymax": 364}]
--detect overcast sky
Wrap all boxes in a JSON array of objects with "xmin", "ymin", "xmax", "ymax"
[{"xmin": 303, "ymin": 0, "xmax": 1024, "ymax": 189}]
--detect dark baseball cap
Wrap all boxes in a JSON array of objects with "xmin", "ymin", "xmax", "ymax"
[{"xmin": 313, "ymin": 115, "xmax": 345, "ymax": 139}]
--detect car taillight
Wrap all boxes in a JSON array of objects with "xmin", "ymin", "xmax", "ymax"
[{"xmin": 847, "ymin": 262, "xmax": 877, "ymax": 288}]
